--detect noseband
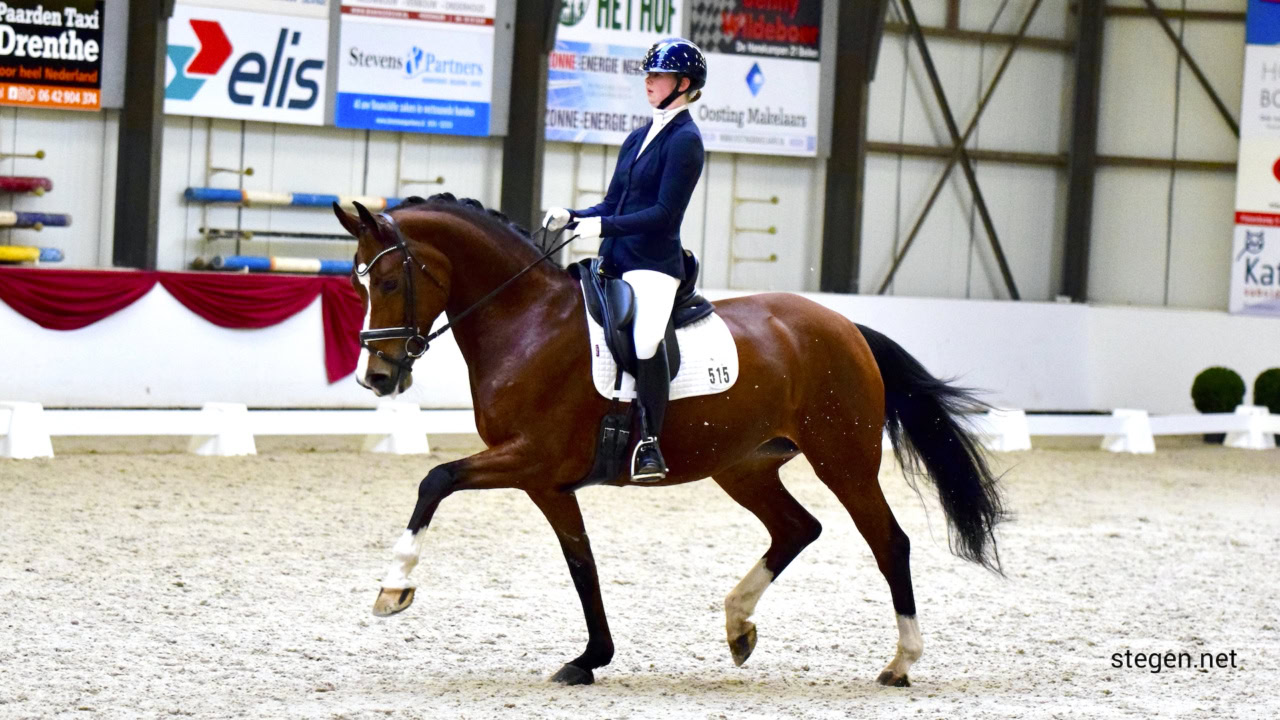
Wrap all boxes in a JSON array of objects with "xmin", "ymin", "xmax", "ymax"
[{"xmin": 356, "ymin": 211, "xmax": 577, "ymax": 386}]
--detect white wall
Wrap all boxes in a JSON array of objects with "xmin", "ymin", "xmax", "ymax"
[
  {"xmin": 5, "ymin": 285, "xmax": 1278, "ymax": 415},
  {"xmin": 0, "ymin": 282, "xmax": 471, "ymax": 409}
]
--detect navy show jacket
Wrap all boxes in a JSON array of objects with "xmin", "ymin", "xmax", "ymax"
[{"xmin": 573, "ymin": 109, "xmax": 705, "ymax": 280}]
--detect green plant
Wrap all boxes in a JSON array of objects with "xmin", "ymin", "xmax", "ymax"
[
  {"xmin": 1255, "ymin": 368, "xmax": 1280, "ymax": 444},
  {"xmin": 1191, "ymin": 367, "xmax": 1245, "ymax": 444},
  {"xmin": 1191, "ymin": 367, "xmax": 1246, "ymax": 413},
  {"xmin": 1254, "ymin": 368, "xmax": 1280, "ymax": 413}
]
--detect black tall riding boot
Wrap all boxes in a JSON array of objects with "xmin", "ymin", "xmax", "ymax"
[{"xmin": 631, "ymin": 350, "xmax": 670, "ymax": 482}]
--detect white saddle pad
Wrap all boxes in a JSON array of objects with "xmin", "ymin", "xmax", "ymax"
[{"xmin": 582, "ymin": 284, "xmax": 739, "ymax": 401}]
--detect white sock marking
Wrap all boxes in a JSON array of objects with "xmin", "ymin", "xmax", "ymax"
[
  {"xmin": 881, "ymin": 614, "xmax": 924, "ymax": 680},
  {"xmin": 381, "ymin": 529, "xmax": 425, "ymax": 589},
  {"xmin": 724, "ymin": 558, "xmax": 774, "ymax": 639}
]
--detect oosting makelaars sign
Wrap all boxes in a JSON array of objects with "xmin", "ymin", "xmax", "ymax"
[{"xmin": 689, "ymin": 0, "xmax": 823, "ymax": 157}]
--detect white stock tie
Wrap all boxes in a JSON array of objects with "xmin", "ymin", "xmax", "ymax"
[{"xmin": 637, "ymin": 104, "xmax": 688, "ymax": 158}]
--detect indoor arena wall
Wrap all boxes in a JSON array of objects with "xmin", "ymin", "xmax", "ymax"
[{"xmin": 0, "ymin": 1, "xmax": 1255, "ymax": 314}]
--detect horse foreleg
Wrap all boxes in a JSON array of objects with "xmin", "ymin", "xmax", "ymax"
[
  {"xmin": 528, "ymin": 490, "xmax": 614, "ymax": 686},
  {"xmin": 373, "ymin": 463, "xmax": 458, "ymax": 616},
  {"xmin": 373, "ymin": 443, "xmax": 538, "ymax": 617}
]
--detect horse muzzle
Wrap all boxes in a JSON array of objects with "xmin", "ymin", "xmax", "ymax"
[{"xmin": 366, "ymin": 370, "xmax": 410, "ymax": 397}]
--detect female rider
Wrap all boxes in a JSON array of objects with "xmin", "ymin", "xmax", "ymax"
[{"xmin": 543, "ymin": 38, "xmax": 707, "ymax": 483}]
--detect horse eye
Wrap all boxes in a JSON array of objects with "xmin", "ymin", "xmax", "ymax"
[{"xmin": 379, "ymin": 278, "xmax": 398, "ymax": 293}]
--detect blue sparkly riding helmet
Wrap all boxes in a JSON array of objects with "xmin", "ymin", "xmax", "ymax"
[{"xmin": 642, "ymin": 38, "xmax": 707, "ymax": 108}]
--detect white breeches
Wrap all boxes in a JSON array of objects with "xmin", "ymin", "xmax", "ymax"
[{"xmin": 621, "ymin": 269, "xmax": 679, "ymax": 360}]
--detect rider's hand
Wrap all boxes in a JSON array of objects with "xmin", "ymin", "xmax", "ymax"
[
  {"xmin": 574, "ymin": 216, "xmax": 602, "ymax": 243},
  {"xmin": 542, "ymin": 207, "xmax": 572, "ymax": 232}
]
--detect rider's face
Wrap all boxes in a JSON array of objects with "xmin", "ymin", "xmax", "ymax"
[{"xmin": 645, "ymin": 72, "xmax": 686, "ymax": 108}]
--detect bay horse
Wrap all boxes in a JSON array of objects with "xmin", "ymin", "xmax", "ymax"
[{"xmin": 333, "ymin": 195, "xmax": 1006, "ymax": 687}]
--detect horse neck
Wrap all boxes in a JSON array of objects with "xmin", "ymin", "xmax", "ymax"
[{"xmin": 407, "ymin": 211, "xmax": 579, "ymax": 369}]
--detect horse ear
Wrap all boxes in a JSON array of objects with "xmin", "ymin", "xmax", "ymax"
[
  {"xmin": 352, "ymin": 201, "xmax": 378, "ymax": 233},
  {"xmin": 333, "ymin": 202, "xmax": 361, "ymax": 238}
]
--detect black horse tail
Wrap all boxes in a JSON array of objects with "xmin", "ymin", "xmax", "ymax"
[{"xmin": 856, "ymin": 323, "xmax": 1009, "ymax": 575}]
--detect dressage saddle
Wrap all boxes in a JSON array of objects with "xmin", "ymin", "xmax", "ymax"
[{"xmin": 568, "ymin": 251, "xmax": 714, "ymax": 380}]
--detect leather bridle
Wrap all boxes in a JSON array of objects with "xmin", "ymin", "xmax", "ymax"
[
  {"xmin": 355, "ymin": 213, "xmax": 444, "ymax": 376},
  {"xmin": 355, "ymin": 211, "xmax": 577, "ymax": 389}
]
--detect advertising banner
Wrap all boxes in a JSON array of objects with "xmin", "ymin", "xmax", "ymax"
[
  {"xmin": 1231, "ymin": 0, "xmax": 1280, "ymax": 314},
  {"xmin": 547, "ymin": 0, "xmax": 682, "ymax": 145},
  {"xmin": 175, "ymin": 0, "xmax": 330, "ymax": 19},
  {"xmin": 334, "ymin": 0, "xmax": 496, "ymax": 136},
  {"xmin": 690, "ymin": 0, "xmax": 822, "ymax": 156},
  {"xmin": 164, "ymin": 3, "xmax": 329, "ymax": 125},
  {"xmin": 0, "ymin": 0, "xmax": 103, "ymax": 111}
]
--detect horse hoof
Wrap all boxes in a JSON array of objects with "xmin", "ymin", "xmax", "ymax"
[
  {"xmin": 729, "ymin": 623, "xmax": 757, "ymax": 667},
  {"xmin": 876, "ymin": 670, "xmax": 910, "ymax": 687},
  {"xmin": 372, "ymin": 587, "xmax": 415, "ymax": 617},
  {"xmin": 550, "ymin": 663, "xmax": 594, "ymax": 686}
]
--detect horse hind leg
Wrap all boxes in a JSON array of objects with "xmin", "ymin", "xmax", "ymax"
[
  {"xmin": 799, "ymin": 424, "xmax": 921, "ymax": 687},
  {"xmin": 713, "ymin": 455, "xmax": 822, "ymax": 667}
]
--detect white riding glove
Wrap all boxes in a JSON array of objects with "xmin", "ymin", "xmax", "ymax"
[
  {"xmin": 542, "ymin": 207, "xmax": 572, "ymax": 232},
  {"xmin": 573, "ymin": 216, "xmax": 603, "ymax": 243}
]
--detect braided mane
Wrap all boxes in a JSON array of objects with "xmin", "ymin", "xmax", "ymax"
[
  {"xmin": 389, "ymin": 193, "xmax": 571, "ymax": 266},
  {"xmin": 390, "ymin": 192, "xmax": 530, "ymax": 235}
]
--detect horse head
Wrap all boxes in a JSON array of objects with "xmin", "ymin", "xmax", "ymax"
[{"xmin": 334, "ymin": 200, "xmax": 452, "ymax": 397}]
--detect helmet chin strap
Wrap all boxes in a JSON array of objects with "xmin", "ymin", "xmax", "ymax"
[{"xmin": 657, "ymin": 74, "xmax": 686, "ymax": 110}]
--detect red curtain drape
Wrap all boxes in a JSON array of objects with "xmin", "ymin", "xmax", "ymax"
[
  {"xmin": 160, "ymin": 273, "xmax": 323, "ymax": 329},
  {"xmin": 319, "ymin": 279, "xmax": 365, "ymax": 385},
  {"xmin": 0, "ymin": 268, "xmax": 364, "ymax": 383},
  {"xmin": 0, "ymin": 268, "xmax": 157, "ymax": 330}
]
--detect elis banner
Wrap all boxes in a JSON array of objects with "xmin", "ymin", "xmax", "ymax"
[{"xmin": 164, "ymin": 3, "xmax": 329, "ymax": 125}]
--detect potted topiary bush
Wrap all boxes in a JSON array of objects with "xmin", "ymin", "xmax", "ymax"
[
  {"xmin": 1191, "ymin": 367, "xmax": 1245, "ymax": 443},
  {"xmin": 1253, "ymin": 368, "xmax": 1280, "ymax": 443}
]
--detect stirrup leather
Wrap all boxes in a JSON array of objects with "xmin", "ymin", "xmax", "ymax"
[{"xmin": 630, "ymin": 436, "xmax": 667, "ymax": 482}]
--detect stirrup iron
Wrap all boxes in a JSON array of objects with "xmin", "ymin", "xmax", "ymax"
[{"xmin": 630, "ymin": 436, "xmax": 667, "ymax": 482}]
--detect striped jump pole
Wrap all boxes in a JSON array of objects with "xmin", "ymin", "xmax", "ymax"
[
  {"xmin": 0, "ymin": 246, "xmax": 63, "ymax": 263},
  {"xmin": 206, "ymin": 255, "xmax": 353, "ymax": 275},
  {"xmin": 184, "ymin": 188, "xmax": 403, "ymax": 210},
  {"xmin": 0, "ymin": 211, "xmax": 71, "ymax": 230},
  {"xmin": 0, "ymin": 177, "xmax": 54, "ymax": 195}
]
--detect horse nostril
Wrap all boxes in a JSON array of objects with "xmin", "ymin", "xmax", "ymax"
[{"xmin": 367, "ymin": 372, "xmax": 393, "ymax": 393}]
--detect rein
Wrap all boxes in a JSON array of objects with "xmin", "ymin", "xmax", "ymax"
[{"xmin": 356, "ymin": 212, "xmax": 577, "ymax": 378}]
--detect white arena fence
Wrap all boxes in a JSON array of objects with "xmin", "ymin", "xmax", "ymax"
[
  {"xmin": 0, "ymin": 401, "xmax": 476, "ymax": 460},
  {"xmin": 1, "ymin": 401, "xmax": 1275, "ymax": 460}
]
